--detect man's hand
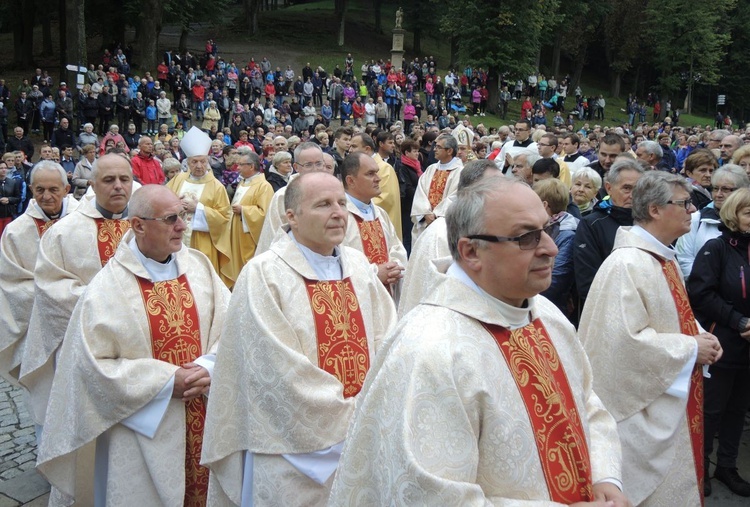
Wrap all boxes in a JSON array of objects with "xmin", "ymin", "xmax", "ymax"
[
  {"xmin": 181, "ymin": 195, "xmax": 198, "ymax": 213},
  {"xmin": 0, "ymin": 197, "xmax": 8, "ymax": 205},
  {"xmin": 695, "ymin": 333, "xmax": 722, "ymax": 365},
  {"xmin": 232, "ymin": 203, "xmax": 243, "ymax": 215},
  {"xmin": 740, "ymin": 320, "xmax": 750, "ymax": 340},
  {"xmin": 424, "ymin": 213, "xmax": 437, "ymax": 226},
  {"xmin": 376, "ymin": 261, "xmax": 405, "ymax": 285},
  {"xmin": 504, "ymin": 152, "xmax": 513, "ymax": 168},
  {"xmin": 172, "ymin": 363, "xmax": 210, "ymax": 401},
  {"xmin": 590, "ymin": 482, "xmax": 631, "ymax": 507}
]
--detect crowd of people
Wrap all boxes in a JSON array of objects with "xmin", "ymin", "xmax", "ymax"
[{"xmin": 0, "ymin": 45, "xmax": 748, "ymax": 506}]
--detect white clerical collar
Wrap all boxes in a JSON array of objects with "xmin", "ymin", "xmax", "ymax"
[
  {"xmin": 289, "ymin": 231, "xmax": 343, "ymax": 280},
  {"xmin": 438, "ymin": 158, "xmax": 458, "ymax": 170},
  {"xmin": 447, "ymin": 262, "xmax": 532, "ymax": 329},
  {"xmin": 128, "ymin": 236, "xmax": 179, "ymax": 282},
  {"xmin": 346, "ymin": 193, "xmax": 375, "ymax": 220},
  {"xmin": 238, "ymin": 173, "xmax": 261, "ymax": 185},
  {"xmin": 630, "ymin": 225, "xmax": 677, "ymax": 261},
  {"xmin": 34, "ymin": 197, "xmax": 70, "ymax": 221},
  {"xmin": 96, "ymin": 202, "xmax": 127, "ymax": 219}
]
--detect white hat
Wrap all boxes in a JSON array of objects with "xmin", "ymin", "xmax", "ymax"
[
  {"xmin": 181, "ymin": 127, "xmax": 213, "ymax": 158},
  {"xmin": 452, "ymin": 124, "xmax": 475, "ymax": 147}
]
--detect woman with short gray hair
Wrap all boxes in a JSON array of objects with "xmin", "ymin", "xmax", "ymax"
[{"xmin": 676, "ymin": 165, "xmax": 749, "ymax": 277}]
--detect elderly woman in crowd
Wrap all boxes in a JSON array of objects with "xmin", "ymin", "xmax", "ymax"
[
  {"xmin": 203, "ymin": 100, "xmax": 221, "ymax": 132},
  {"xmin": 162, "ymin": 157, "xmax": 182, "ymax": 183},
  {"xmin": 71, "ymin": 144, "xmax": 97, "ymax": 199},
  {"xmin": 570, "ymin": 167, "xmax": 602, "ymax": 216},
  {"xmin": 688, "ymin": 187, "xmax": 750, "ymax": 497},
  {"xmin": 676, "ymin": 165, "xmax": 749, "ymax": 278},
  {"xmin": 684, "ymin": 148, "xmax": 718, "ymax": 210},
  {"xmin": 265, "ymin": 151, "xmax": 292, "ymax": 192},
  {"xmin": 731, "ymin": 144, "xmax": 750, "ymax": 178},
  {"xmin": 77, "ymin": 123, "xmax": 99, "ymax": 151}
]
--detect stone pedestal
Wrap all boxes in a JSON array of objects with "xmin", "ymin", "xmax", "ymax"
[{"xmin": 391, "ymin": 28, "xmax": 405, "ymax": 71}]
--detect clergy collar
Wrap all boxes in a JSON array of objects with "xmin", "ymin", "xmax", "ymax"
[
  {"xmin": 346, "ymin": 193, "xmax": 374, "ymax": 217},
  {"xmin": 514, "ymin": 138, "xmax": 533, "ymax": 147},
  {"xmin": 33, "ymin": 200, "xmax": 64, "ymax": 221},
  {"xmin": 95, "ymin": 202, "xmax": 128, "ymax": 219},
  {"xmin": 128, "ymin": 236, "xmax": 178, "ymax": 282},
  {"xmin": 188, "ymin": 174, "xmax": 209, "ymax": 183},
  {"xmin": 447, "ymin": 262, "xmax": 533, "ymax": 329},
  {"xmin": 438, "ymin": 158, "xmax": 458, "ymax": 170},
  {"xmin": 238, "ymin": 173, "xmax": 261, "ymax": 185},
  {"xmin": 289, "ymin": 230, "xmax": 343, "ymax": 281},
  {"xmin": 630, "ymin": 224, "xmax": 677, "ymax": 260}
]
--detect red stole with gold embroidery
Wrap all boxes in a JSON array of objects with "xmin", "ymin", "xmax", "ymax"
[
  {"xmin": 427, "ymin": 169, "xmax": 449, "ymax": 210},
  {"xmin": 136, "ymin": 275, "xmax": 208, "ymax": 507},
  {"xmin": 33, "ymin": 217, "xmax": 58, "ymax": 237},
  {"xmin": 483, "ymin": 319, "xmax": 594, "ymax": 503},
  {"xmin": 303, "ymin": 277, "xmax": 370, "ymax": 398},
  {"xmin": 95, "ymin": 218, "xmax": 130, "ymax": 267},
  {"xmin": 657, "ymin": 258, "xmax": 704, "ymax": 505},
  {"xmin": 352, "ymin": 215, "xmax": 389, "ymax": 265}
]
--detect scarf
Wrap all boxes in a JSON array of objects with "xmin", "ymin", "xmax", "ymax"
[{"xmin": 400, "ymin": 154, "xmax": 422, "ymax": 177}]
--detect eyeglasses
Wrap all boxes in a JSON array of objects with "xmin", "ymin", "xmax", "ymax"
[
  {"xmin": 713, "ymin": 186, "xmax": 737, "ymax": 194},
  {"xmin": 297, "ymin": 160, "xmax": 326, "ymax": 170},
  {"xmin": 466, "ymin": 221, "xmax": 561, "ymax": 250},
  {"xmin": 666, "ymin": 199, "xmax": 693, "ymax": 210},
  {"xmin": 138, "ymin": 212, "xmax": 188, "ymax": 225},
  {"xmin": 537, "ymin": 143, "xmax": 552, "ymax": 147},
  {"xmin": 435, "ymin": 145, "xmax": 447, "ymax": 150}
]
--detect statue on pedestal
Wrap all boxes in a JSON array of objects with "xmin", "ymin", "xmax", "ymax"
[{"xmin": 395, "ymin": 8, "xmax": 403, "ymax": 29}]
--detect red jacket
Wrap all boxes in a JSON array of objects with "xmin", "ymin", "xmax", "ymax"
[{"xmin": 131, "ymin": 153, "xmax": 164, "ymax": 185}]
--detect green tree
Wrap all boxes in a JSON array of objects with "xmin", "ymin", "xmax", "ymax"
[
  {"xmin": 433, "ymin": 0, "xmax": 560, "ymax": 110},
  {"xmin": 601, "ymin": 0, "xmax": 643, "ymax": 99},
  {"xmin": 644, "ymin": 0, "xmax": 734, "ymax": 113},
  {"xmin": 719, "ymin": 4, "xmax": 750, "ymax": 118}
]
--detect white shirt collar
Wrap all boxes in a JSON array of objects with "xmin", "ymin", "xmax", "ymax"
[
  {"xmin": 630, "ymin": 224, "xmax": 677, "ymax": 261},
  {"xmin": 447, "ymin": 262, "xmax": 532, "ymax": 329},
  {"xmin": 346, "ymin": 193, "xmax": 375, "ymax": 221},
  {"xmin": 289, "ymin": 231, "xmax": 343, "ymax": 280},
  {"xmin": 128, "ymin": 236, "xmax": 179, "ymax": 282}
]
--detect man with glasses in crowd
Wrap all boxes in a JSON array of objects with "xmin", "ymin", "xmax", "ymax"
[
  {"xmin": 256, "ymin": 142, "xmax": 331, "ymax": 254},
  {"xmin": 580, "ymin": 171, "xmax": 722, "ymax": 506},
  {"xmin": 37, "ymin": 184, "xmax": 229, "ymax": 506},
  {"xmin": 410, "ymin": 133, "xmax": 463, "ymax": 242},
  {"xmin": 496, "ymin": 119, "xmax": 537, "ymax": 173},
  {"xmin": 329, "ymin": 175, "xmax": 627, "ymax": 506}
]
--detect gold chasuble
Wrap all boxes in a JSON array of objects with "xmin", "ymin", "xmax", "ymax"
[
  {"xmin": 136, "ymin": 275, "xmax": 208, "ymax": 507},
  {"xmin": 304, "ymin": 278, "xmax": 370, "ymax": 398},
  {"xmin": 483, "ymin": 319, "xmax": 594, "ymax": 504},
  {"xmin": 427, "ymin": 170, "xmax": 449, "ymax": 210},
  {"xmin": 352, "ymin": 215, "xmax": 389, "ymax": 266},
  {"xmin": 94, "ymin": 218, "xmax": 131, "ymax": 267},
  {"xmin": 33, "ymin": 217, "xmax": 58, "ymax": 237},
  {"xmin": 658, "ymin": 257, "xmax": 705, "ymax": 505}
]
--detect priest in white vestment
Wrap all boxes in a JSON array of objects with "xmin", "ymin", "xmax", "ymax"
[
  {"xmin": 340, "ymin": 152, "xmax": 406, "ymax": 301},
  {"xmin": 0, "ymin": 162, "xmax": 78, "ymax": 384},
  {"xmin": 255, "ymin": 142, "xmax": 329, "ymax": 255},
  {"xmin": 220, "ymin": 150, "xmax": 274, "ymax": 288},
  {"xmin": 410, "ymin": 133, "xmax": 463, "ymax": 242},
  {"xmin": 579, "ymin": 172, "xmax": 722, "ymax": 506},
  {"xmin": 398, "ymin": 159, "xmax": 501, "ymax": 317},
  {"xmin": 37, "ymin": 185, "xmax": 230, "ymax": 506},
  {"xmin": 329, "ymin": 176, "xmax": 627, "ymax": 506},
  {"xmin": 20, "ymin": 154, "xmax": 134, "ymax": 428},
  {"xmin": 201, "ymin": 172, "xmax": 397, "ymax": 506}
]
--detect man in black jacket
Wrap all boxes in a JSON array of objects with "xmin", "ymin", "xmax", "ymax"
[
  {"xmin": 51, "ymin": 118, "xmax": 76, "ymax": 149},
  {"xmin": 97, "ymin": 86, "xmax": 114, "ymax": 135},
  {"xmin": 586, "ymin": 133, "xmax": 625, "ymax": 195},
  {"xmin": 574, "ymin": 156, "xmax": 644, "ymax": 304},
  {"xmin": 14, "ymin": 92, "xmax": 34, "ymax": 133},
  {"xmin": 0, "ymin": 158, "xmax": 22, "ymax": 234},
  {"xmin": 6, "ymin": 127, "xmax": 34, "ymax": 160}
]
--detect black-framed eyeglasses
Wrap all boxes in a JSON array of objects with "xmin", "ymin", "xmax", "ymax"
[
  {"xmin": 713, "ymin": 186, "xmax": 737, "ymax": 194},
  {"xmin": 466, "ymin": 221, "xmax": 561, "ymax": 250},
  {"xmin": 138, "ymin": 212, "xmax": 187, "ymax": 225},
  {"xmin": 666, "ymin": 199, "xmax": 693, "ymax": 210}
]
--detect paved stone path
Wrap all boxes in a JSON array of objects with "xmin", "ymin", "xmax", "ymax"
[{"xmin": 0, "ymin": 378, "xmax": 48, "ymax": 506}]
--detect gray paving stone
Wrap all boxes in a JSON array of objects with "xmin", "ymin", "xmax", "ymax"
[
  {"xmin": 0, "ymin": 470, "xmax": 49, "ymax": 504},
  {"xmin": 0, "ymin": 493, "xmax": 20, "ymax": 507}
]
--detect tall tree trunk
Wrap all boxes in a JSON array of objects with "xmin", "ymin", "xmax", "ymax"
[
  {"xmin": 570, "ymin": 50, "xmax": 586, "ymax": 94},
  {"xmin": 449, "ymin": 36, "xmax": 459, "ymax": 69},
  {"xmin": 487, "ymin": 67, "xmax": 499, "ymax": 114},
  {"xmin": 610, "ymin": 71, "xmax": 621, "ymax": 98},
  {"xmin": 373, "ymin": 0, "xmax": 382, "ymax": 34},
  {"xmin": 411, "ymin": 7, "xmax": 422, "ymax": 55},
  {"xmin": 179, "ymin": 25, "xmax": 189, "ymax": 54},
  {"xmin": 246, "ymin": 0, "xmax": 261, "ymax": 35},
  {"xmin": 63, "ymin": 0, "xmax": 86, "ymax": 71},
  {"xmin": 139, "ymin": 0, "xmax": 163, "ymax": 74},
  {"xmin": 13, "ymin": 0, "xmax": 35, "ymax": 67},
  {"xmin": 59, "ymin": 0, "xmax": 67, "ymax": 84},
  {"xmin": 335, "ymin": 0, "xmax": 347, "ymax": 46},
  {"xmin": 552, "ymin": 33, "xmax": 562, "ymax": 78},
  {"xmin": 42, "ymin": 0, "xmax": 54, "ymax": 57}
]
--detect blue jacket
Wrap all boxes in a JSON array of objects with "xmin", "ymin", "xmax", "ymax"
[
  {"xmin": 40, "ymin": 99, "xmax": 56, "ymax": 122},
  {"xmin": 542, "ymin": 212, "xmax": 579, "ymax": 317}
]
